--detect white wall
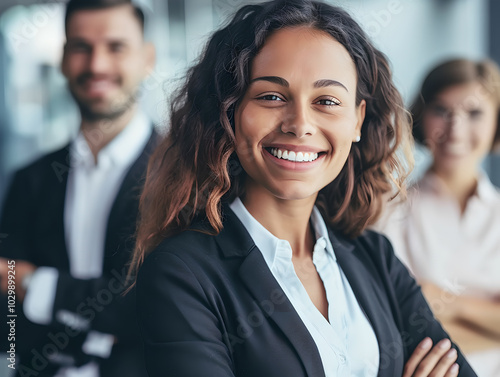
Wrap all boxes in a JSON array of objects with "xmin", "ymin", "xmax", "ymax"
[
  {"xmin": 0, "ymin": 0, "xmax": 493, "ymax": 186},
  {"xmin": 339, "ymin": 0, "xmax": 490, "ymax": 179},
  {"xmin": 341, "ymin": 0, "xmax": 489, "ymax": 102}
]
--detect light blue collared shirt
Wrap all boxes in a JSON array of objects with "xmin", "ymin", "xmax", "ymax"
[{"xmin": 230, "ymin": 198, "xmax": 379, "ymax": 376}]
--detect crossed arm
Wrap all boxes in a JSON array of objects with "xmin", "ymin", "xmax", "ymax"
[
  {"xmin": 421, "ymin": 282, "xmax": 500, "ymax": 353},
  {"xmin": 0, "ymin": 167, "xmax": 140, "ymax": 344}
]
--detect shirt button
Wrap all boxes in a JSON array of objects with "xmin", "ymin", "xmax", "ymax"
[
  {"xmin": 339, "ymin": 354, "xmax": 346, "ymax": 364},
  {"xmin": 317, "ymin": 238, "xmax": 327, "ymax": 249},
  {"xmin": 278, "ymin": 240, "xmax": 289, "ymax": 247}
]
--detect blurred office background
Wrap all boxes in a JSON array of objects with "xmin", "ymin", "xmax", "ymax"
[{"xmin": 0, "ymin": 0, "xmax": 499, "ymax": 209}]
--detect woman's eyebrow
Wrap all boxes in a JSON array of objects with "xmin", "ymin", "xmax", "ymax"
[
  {"xmin": 314, "ymin": 79, "xmax": 348, "ymax": 92},
  {"xmin": 250, "ymin": 76, "xmax": 289, "ymax": 87},
  {"xmin": 250, "ymin": 76, "xmax": 348, "ymax": 92}
]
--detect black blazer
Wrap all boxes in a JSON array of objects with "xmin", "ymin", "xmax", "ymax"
[
  {"xmin": 0, "ymin": 131, "xmax": 159, "ymax": 377},
  {"xmin": 137, "ymin": 204, "xmax": 477, "ymax": 377}
]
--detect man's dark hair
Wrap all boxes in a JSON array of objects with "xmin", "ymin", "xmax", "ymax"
[{"xmin": 65, "ymin": 0, "xmax": 145, "ymax": 34}]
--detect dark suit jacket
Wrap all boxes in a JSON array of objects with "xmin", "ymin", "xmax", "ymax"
[
  {"xmin": 137, "ymin": 204, "xmax": 477, "ymax": 377},
  {"xmin": 0, "ymin": 130, "xmax": 159, "ymax": 377}
]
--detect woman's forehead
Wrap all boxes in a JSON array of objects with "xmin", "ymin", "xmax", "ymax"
[
  {"xmin": 432, "ymin": 82, "xmax": 495, "ymax": 106},
  {"xmin": 250, "ymin": 27, "xmax": 358, "ymax": 90}
]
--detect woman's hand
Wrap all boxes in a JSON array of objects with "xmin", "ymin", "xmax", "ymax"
[{"xmin": 403, "ymin": 337, "xmax": 459, "ymax": 377}]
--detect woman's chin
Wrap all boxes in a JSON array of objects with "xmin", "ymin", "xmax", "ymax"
[
  {"xmin": 433, "ymin": 155, "xmax": 477, "ymax": 175},
  {"xmin": 270, "ymin": 188, "xmax": 320, "ymax": 202}
]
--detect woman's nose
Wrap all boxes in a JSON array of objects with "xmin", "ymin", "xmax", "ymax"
[{"xmin": 280, "ymin": 103, "xmax": 316, "ymax": 137}]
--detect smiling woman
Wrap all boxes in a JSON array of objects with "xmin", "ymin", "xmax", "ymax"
[
  {"xmin": 234, "ymin": 27, "xmax": 365, "ymax": 206},
  {"xmin": 130, "ymin": 1, "xmax": 478, "ymax": 376},
  {"xmin": 378, "ymin": 58, "xmax": 500, "ymax": 377}
]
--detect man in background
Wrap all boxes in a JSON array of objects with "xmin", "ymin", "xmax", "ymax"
[{"xmin": 0, "ymin": 0, "xmax": 157, "ymax": 375}]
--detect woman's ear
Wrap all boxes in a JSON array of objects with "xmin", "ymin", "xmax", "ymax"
[
  {"xmin": 353, "ymin": 99, "xmax": 366, "ymax": 142},
  {"xmin": 494, "ymin": 109, "xmax": 500, "ymax": 152}
]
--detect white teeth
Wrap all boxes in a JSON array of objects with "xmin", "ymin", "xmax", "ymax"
[{"xmin": 270, "ymin": 148, "xmax": 320, "ymax": 162}]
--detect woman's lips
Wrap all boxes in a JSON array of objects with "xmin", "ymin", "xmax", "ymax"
[{"xmin": 263, "ymin": 147, "xmax": 326, "ymax": 171}]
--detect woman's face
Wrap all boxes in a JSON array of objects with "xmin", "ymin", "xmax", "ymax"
[
  {"xmin": 234, "ymin": 27, "xmax": 365, "ymax": 202},
  {"xmin": 422, "ymin": 82, "xmax": 498, "ymax": 174}
]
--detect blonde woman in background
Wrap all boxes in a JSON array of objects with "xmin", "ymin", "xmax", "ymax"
[{"xmin": 378, "ymin": 58, "xmax": 500, "ymax": 377}]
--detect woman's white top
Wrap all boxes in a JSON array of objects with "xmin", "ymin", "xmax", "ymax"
[
  {"xmin": 230, "ymin": 198, "xmax": 379, "ymax": 377},
  {"xmin": 377, "ymin": 171, "xmax": 500, "ymax": 377}
]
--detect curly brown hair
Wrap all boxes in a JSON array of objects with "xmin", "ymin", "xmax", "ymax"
[{"xmin": 129, "ymin": 0, "xmax": 413, "ymax": 275}]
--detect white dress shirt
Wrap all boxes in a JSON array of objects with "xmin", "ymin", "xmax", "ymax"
[
  {"xmin": 23, "ymin": 111, "xmax": 152, "ymax": 377},
  {"xmin": 230, "ymin": 198, "xmax": 380, "ymax": 376},
  {"xmin": 376, "ymin": 171, "xmax": 500, "ymax": 377}
]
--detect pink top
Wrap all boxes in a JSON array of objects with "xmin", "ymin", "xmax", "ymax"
[{"xmin": 376, "ymin": 171, "xmax": 500, "ymax": 377}]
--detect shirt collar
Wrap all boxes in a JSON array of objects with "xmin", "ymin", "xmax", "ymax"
[
  {"xmin": 310, "ymin": 205, "xmax": 336, "ymax": 261},
  {"xmin": 70, "ymin": 110, "xmax": 152, "ymax": 168},
  {"xmin": 420, "ymin": 169, "xmax": 498, "ymax": 204},
  {"xmin": 229, "ymin": 197, "xmax": 337, "ymax": 271},
  {"xmin": 476, "ymin": 171, "xmax": 499, "ymax": 203},
  {"xmin": 70, "ymin": 133, "xmax": 94, "ymax": 168}
]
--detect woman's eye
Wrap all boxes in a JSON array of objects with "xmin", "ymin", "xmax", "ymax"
[
  {"xmin": 257, "ymin": 94, "xmax": 283, "ymax": 101},
  {"xmin": 430, "ymin": 105, "xmax": 450, "ymax": 118},
  {"xmin": 469, "ymin": 109, "xmax": 483, "ymax": 118},
  {"xmin": 315, "ymin": 98, "xmax": 340, "ymax": 106}
]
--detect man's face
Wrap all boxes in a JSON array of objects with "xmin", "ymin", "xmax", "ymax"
[{"xmin": 62, "ymin": 4, "xmax": 154, "ymax": 121}]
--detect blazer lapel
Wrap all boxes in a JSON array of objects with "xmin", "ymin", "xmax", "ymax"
[
  {"xmin": 216, "ymin": 205, "xmax": 325, "ymax": 377},
  {"xmin": 46, "ymin": 146, "xmax": 71, "ymax": 268},
  {"xmin": 330, "ymin": 230, "xmax": 404, "ymax": 376},
  {"xmin": 107, "ymin": 130, "xmax": 159, "ymax": 221},
  {"xmin": 104, "ymin": 130, "xmax": 159, "ymax": 261},
  {"xmin": 239, "ymin": 251, "xmax": 326, "ymax": 377}
]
